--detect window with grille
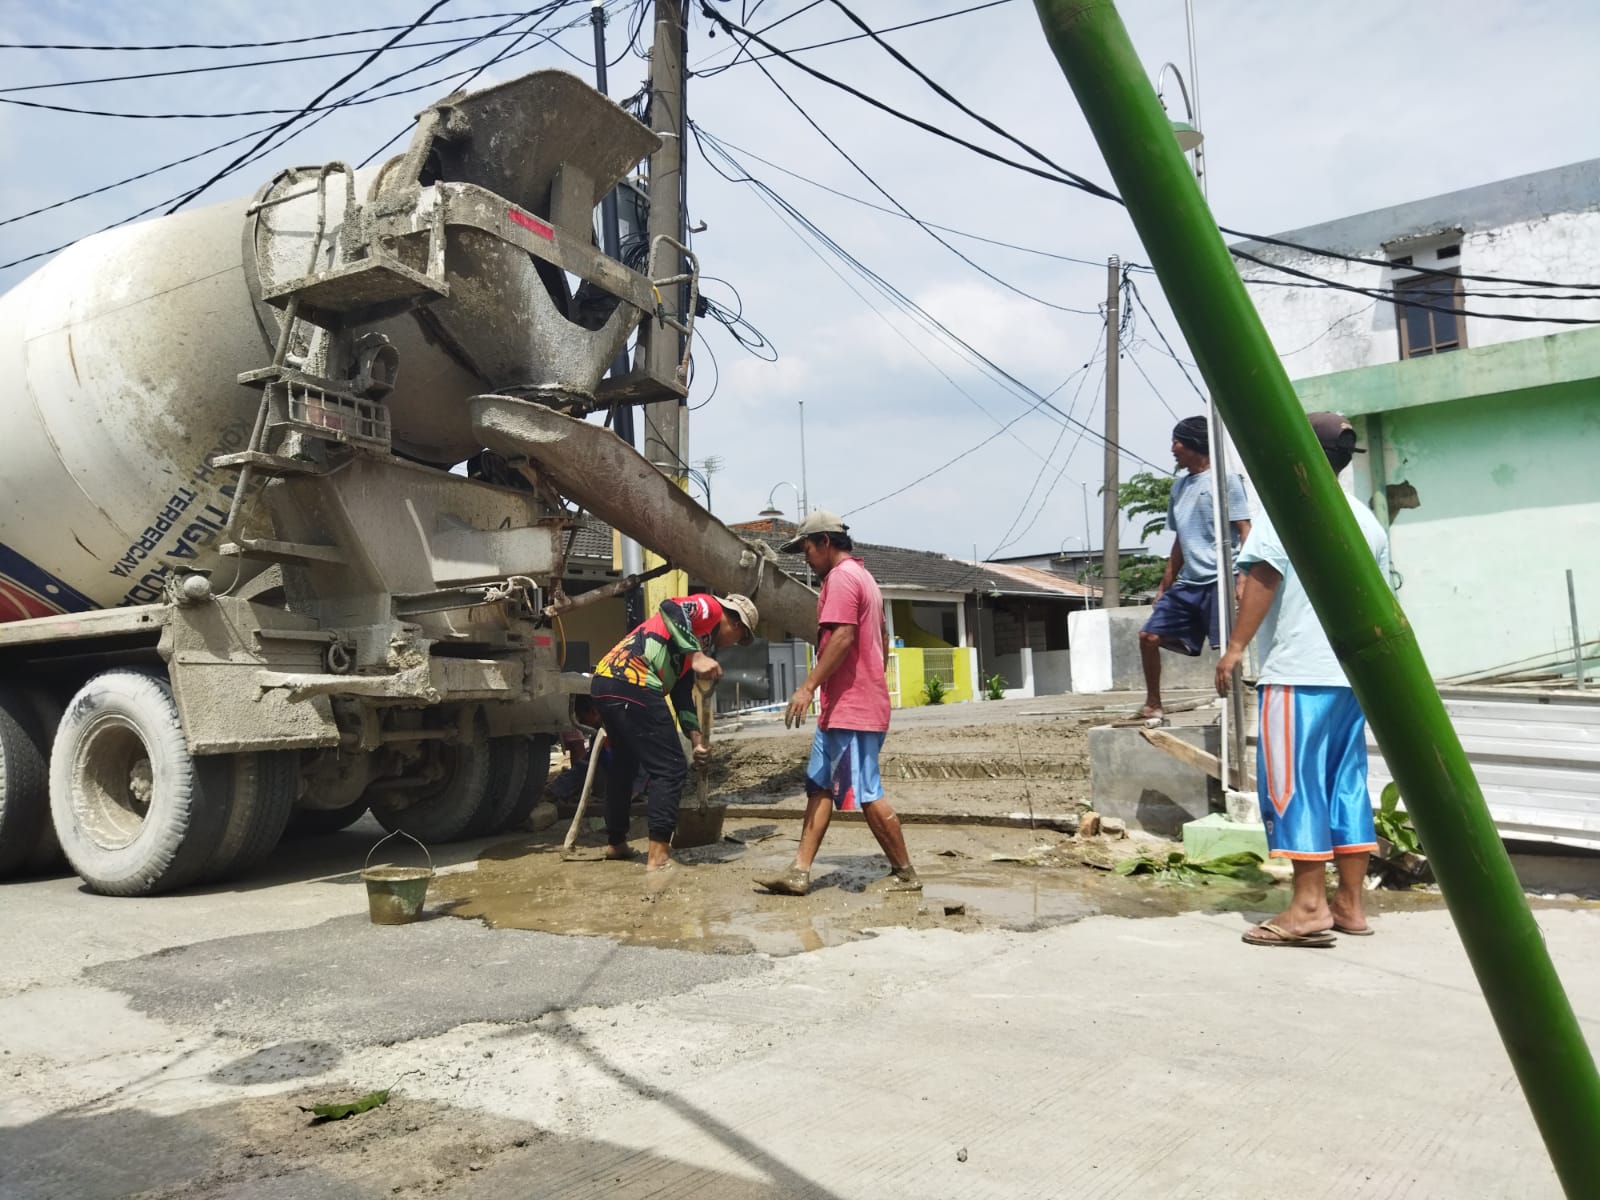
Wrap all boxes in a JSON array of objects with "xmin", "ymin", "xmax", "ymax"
[
  {"xmin": 923, "ymin": 648, "xmax": 956, "ymax": 686},
  {"xmin": 1394, "ymin": 271, "xmax": 1466, "ymax": 358}
]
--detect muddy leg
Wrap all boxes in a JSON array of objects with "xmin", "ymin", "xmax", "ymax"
[
  {"xmin": 862, "ymin": 798, "xmax": 911, "ymax": 870},
  {"xmin": 793, "ymin": 788, "xmax": 833, "ymax": 871}
]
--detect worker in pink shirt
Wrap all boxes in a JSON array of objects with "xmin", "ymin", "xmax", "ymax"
[{"xmin": 755, "ymin": 511, "xmax": 920, "ymax": 897}]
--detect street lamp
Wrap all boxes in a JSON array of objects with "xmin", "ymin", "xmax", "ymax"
[
  {"xmin": 759, "ymin": 481, "xmax": 803, "ymax": 523},
  {"xmin": 1155, "ymin": 62, "xmax": 1204, "ymax": 189}
]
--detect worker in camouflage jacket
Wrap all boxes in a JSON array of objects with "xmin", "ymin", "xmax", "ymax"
[{"xmin": 591, "ymin": 592, "xmax": 758, "ymax": 870}]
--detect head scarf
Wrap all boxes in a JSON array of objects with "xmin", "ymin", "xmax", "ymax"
[{"xmin": 1173, "ymin": 416, "xmax": 1209, "ymax": 454}]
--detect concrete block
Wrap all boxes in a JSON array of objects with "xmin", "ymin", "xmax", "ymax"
[
  {"xmin": 1182, "ymin": 812, "xmax": 1269, "ymax": 862},
  {"xmin": 1070, "ymin": 606, "xmax": 1220, "ymax": 693},
  {"xmin": 1089, "ymin": 723, "xmax": 1221, "ymax": 837}
]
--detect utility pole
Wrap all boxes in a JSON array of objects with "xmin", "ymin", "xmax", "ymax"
[
  {"xmin": 1101, "ymin": 255, "xmax": 1121, "ymax": 608},
  {"xmin": 642, "ymin": 0, "xmax": 688, "ymax": 479},
  {"xmin": 798, "ymin": 399, "xmax": 809, "ymax": 517},
  {"xmin": 591, "ymin": 1, "xmax": 643, "ymax": 622}
]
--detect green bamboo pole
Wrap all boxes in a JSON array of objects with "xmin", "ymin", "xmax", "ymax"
[{"xmin": 1031, "ymin": 1, "xmax": 1600, "ymax": 1190}]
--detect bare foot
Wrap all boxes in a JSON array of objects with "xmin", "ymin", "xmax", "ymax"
[
  {"xmin": 603, "ymin": 843, "xmax": 637, "ymax": 861},
  {"xmin": 1138, "ymin": 703, "xmax": 1164, "ymax": 720},
  {"xmin": 1329, "ymin": 898, "xmax": 1371, "ymax": 934}
]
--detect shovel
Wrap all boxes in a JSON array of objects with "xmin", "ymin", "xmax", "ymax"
[
  {"xmin": 560, "ymin": 726, "xmax": 608, "ymax": 858},
  {"xmin": 673, "ymin": 678, "xmax": 725, "ymax": 849}
]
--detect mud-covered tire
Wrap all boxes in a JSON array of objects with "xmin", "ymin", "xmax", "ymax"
[
  {"xmin": 0, "ymin": 686, "xmax": 50, "ymax": 879},
  {"xmin": 368, "ymin": 730, "xmax": 492, "ymax": 843},
  {"xmin": 285, "ymin": 799, "xmax": 369, "ymax": 838},
  {"xmin": 50, "ymin": 670, "xmax": 230, "ymax": 896},
  {"xmin": 199, "ymin": 751, "xmax": 300, "ymax": 884},
  {"xmin": 464, "ymin": 736, "xmax": 532, "ymax": 838},
  {"xmin": 494, "ymin": 734, "xmax": 556, "ymax": 833}
]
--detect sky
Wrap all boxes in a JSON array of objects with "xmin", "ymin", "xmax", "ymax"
[{"xmin": 3, "ymin": 0, "xmax": 1598, "ymax": 563}]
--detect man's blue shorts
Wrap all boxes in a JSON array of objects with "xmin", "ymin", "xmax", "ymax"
[
  {"xmin": 806, "ymin": 728, "xmax": 886, "ymax": 812},
  {"xmin": 1257, "ymin": 684, "xmax": 1377, "ymax": 861},
  {"xmin": 1141, "ymin": 580, "xmax": 1219, "ymax": 656}
]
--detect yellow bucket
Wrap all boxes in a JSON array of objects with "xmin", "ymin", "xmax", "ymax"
[{"xmin": 360, "ymin": 830, "xmax": 435, "ymax": 925}]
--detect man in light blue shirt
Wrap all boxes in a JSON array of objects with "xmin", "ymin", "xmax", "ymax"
[
  {"xmin": 1216, "ymin": 412, "xmax": 1390, "ymax": 949},
  {"xmin": 1138, "ymin": 415, "xmax": 1250, "ymax": 720}
]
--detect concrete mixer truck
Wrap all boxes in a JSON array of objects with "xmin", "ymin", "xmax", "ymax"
[{"xmin": 0, "ymin": 70, "xmax": 818, "ymax": 896}]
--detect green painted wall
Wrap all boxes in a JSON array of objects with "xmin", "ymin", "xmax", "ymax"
[{"xmin": 1305, "ymin": 354, "xmax": 1600, "ymax": 679}]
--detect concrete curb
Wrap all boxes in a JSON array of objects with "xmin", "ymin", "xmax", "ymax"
[{"xmin": 722, "ymin": 804, "xmax": 1081, "ymax": 832}]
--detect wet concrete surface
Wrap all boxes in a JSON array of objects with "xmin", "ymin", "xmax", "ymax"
[{"xmin": 430, "ymin": 816, "xmax": 1461, "ymax": 957}]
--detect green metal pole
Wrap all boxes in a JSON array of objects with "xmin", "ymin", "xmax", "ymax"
[{"xmin": 1031, "ymin": 1, "xmax": 1600, "ymax": 1191}]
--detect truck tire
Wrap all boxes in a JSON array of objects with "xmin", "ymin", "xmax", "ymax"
[
  {"xmin": 22, "ymin": 689, "xmax": 66, "ymax": 874},
  {"xmin": 0, "ymin": 686, "xmax": 50, "ymax": 879},
  {"xmin": 50, "ymin": 670, "xmax": 231, "ymax": 896},
  {"xmin": 285, "ymin": 799, "xmax": 369, "ymax": 838},
  {"xmin": 493, "ymin": 734, "xmax": 556, "ymax": 834},
  {"xmin": 368, "ymin": 732, "xmax": 492, "ymax": 843},
  {"xmin": 200, "ymin": 751, "xmax": 300, "ymax": 883},
  {"xmin": 463, "ymin": 736, "xmax": 531, "ymax": 838}
]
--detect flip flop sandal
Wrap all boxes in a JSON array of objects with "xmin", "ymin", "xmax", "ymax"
[
  {"xmin": 1242, "ymin": 921, "xmax": 1336, "ymax": 948},
  {"xmin": 1332, "ymin": 923, "xmax": 1375, "ymax": 936}
]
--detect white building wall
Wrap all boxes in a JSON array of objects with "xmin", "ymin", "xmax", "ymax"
[{"xmin": 1238, "ymin": 210, "xmax": 1600, "ymax": 378}]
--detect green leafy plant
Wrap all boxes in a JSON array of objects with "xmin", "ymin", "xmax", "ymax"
[
  {"xmin": 1116, "ymin": 472, "xmax": 1175, "ymax": 541},
  {"xmin": 1374, "ymin": 782, "xmax": 1422, "ymax": 856},
  {"xmin": 922, "ymin": 676, "xmax": 948, "ymax": 705},
  {"xmin": 1113, "ymin": 850, "xmax": 1273, "ymax": 885},
  {"xmin": 983, "ymin": 673, "xmax": 1007, "ymax": 700}
]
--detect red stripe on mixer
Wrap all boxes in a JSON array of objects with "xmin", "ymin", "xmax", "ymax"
[{"xmin": 508, "ymin": 209, "xmax": 555, "ymax": 240}]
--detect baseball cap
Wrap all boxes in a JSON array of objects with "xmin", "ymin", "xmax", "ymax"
[
  {"xmin": 778, "ymin": 510, "xmax": 849, "ymax": 554},
  {"xmin": 1307, "ymin": 411, "xmax": 1365, "ymax": 455},
  {"xmin": 718, "ymin": 593, "xmax": 759, "ymax": 643}
]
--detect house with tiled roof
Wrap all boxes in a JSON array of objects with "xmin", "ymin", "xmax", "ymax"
[{"xmin": 553, "ymin": 514, "xmax": 1100, "ymax": 706}]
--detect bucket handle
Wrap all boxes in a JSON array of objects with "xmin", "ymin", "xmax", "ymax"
[{"xmin": 365, "ymin": 829, "xmax": 435, "ymax": 875}]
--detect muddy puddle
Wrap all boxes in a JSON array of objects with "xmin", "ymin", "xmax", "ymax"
[{"xmin": 431, "ymin": 817, "xmax": 1456, "ymax": 957}]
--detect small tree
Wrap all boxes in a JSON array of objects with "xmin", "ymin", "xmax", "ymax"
[
  {"xmin": 1073, "ymin": 473, "xmax": 1174, "ymax": 603},
  {"xmin": 1116, "ymin": 472, "xmax": 1174, "ymax": 540}
]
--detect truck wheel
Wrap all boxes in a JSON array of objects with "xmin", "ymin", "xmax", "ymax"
[
  {"xmin": 463, "ymin": 736, "xmax": 531, "ymax": 838},
  {"xmin": 285, "ymin": 799, "xmax": 369, "ymax": 838},
  {"xmin": 0, "ymin": 686, "xmax": 50, "ymax": 879},
  {"xmin": 50, "ymin": 670, "xmax": 231, "ymax": 896},
  {"xmin": 494, "ymin": 735, "xmax": 556, "ymax": 834},
  {"xmin": 22, "ymin": 689, "xmax": 66, "ymax": 874},
  {"xmin": 367, "ymin": 732, "xmax": 492, "ymax": 843},
  {"xmin": 200, "ymin": 751, "xmax": 300, "ymax": 883}
]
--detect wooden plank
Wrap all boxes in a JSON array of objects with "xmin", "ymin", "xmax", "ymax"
[{"xmin": 1138, "ymin": 726, "xmax": 1224, "ymax": 782}]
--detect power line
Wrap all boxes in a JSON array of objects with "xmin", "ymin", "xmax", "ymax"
[
  {"xmin": 355, "ymin": 4, "xmax": 594, "ymax": 169},
  {"xmin": 1124, "ymin": 276, "xmax": 1206, "ymax": 402},
  {"xmin": 1231, "ymin": 248, "xmax": 1600, "ymax": 327},
  {"xmin": 691, "ymin": 0, "xmax": 1012, "ymax": 79},
  {"xmin": 705, "ymin": 3, "xmax": 1600, "ymax": 306},
  {"xmin": 720, "ymin": 146, "xmax": 1056, "ymax": 471},
  {"xmin": 0, "ymin": 5, "xmax": 569, "ymax": 270},
  {"xmin": 988, "ymin": 334, "xmax": 1105, "ymax": 557},
  {"xmin": 0, "ymin": 24, "xmax": 580, "ymax": 94},
  {"xmin": 694, "ymin": 127, "xmax": 1161, "ymax": 470},
  {"xmin": 718, "ymin": 27, "xmax": 1098, "ymax": 318},
  {"xmin": 0, "ymin": 10, "xmax": 551, "ymax": 52},
  {"xmin": 1122, "ymin": 343, "xmax": 1181, "ymax": 423},
  {"xmin": 698, "ymin": 129, "xmax": 1105, "ymax": 268},
  {"xmin": 161, "ymin": 0, "xmax": 456, "ymax": 215}
]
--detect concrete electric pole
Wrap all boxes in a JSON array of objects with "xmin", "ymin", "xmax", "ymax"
[
  {"xmin": 641, "ymin": 0, "xmax": 688, "ymax": 480},
  {"xmin": 1101, "ymin": 255, "xmax": 1121, "ymax": 608}
]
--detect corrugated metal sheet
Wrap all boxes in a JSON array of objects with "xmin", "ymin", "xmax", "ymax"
[{"xmin": 1365, "ymin": 686, "xmax": 1600, "ymax": 850}]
